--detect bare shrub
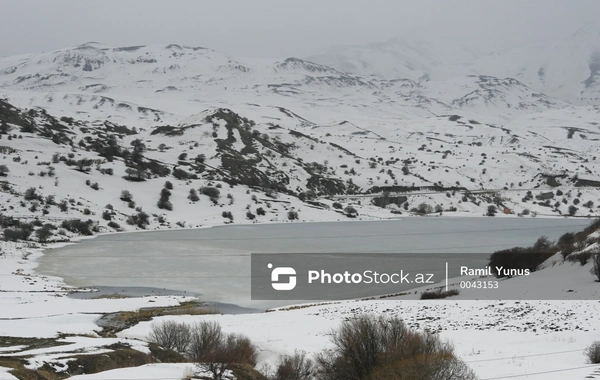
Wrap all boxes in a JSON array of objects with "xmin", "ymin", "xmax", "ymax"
[
  {"xmin": 187, "ymin": 321, "xmax": 258, "ymax": 380},
  {"xmin": 585, "ymin": 341, "xmax": 600, "ymax": 364},
  {"xmin": 188, "ymin": 188, "xmax": 200, "ymax": 202},
  {"xmin": 316, "ymin": 314, "xmax": 475, "ymax": 380},
  {"xmin": 147, "ymin": 320, "xmax": 191, "ymax": 353},
  {"xmin": 416, "ymin": 203, "xmax": 433, "ymax": 214},
  {"xmin": 567, "ymin": 250, "xmax": 593, "ymax": 266},
  {"xmin": 187, "ymin": 321, "xmax": 225, "ymax": 363},
  {"xmin": 35, "ymin": 224, "xmax": 55, "ymax": 243},
  {"xmin": 273, "ymin": 350, "xmax": 314, "ymax": 380},
  {"xmin": 120, "ymin": 190, "xmax": 133, "ymax": 202},
  {"xmin": 369, "ymin": 351, "xmax": 477, "ymax": 380}
]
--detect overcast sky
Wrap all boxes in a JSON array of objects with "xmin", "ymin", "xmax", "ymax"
[{"xmin": 1, "ymin": 0, "xmax": 598, "ymax": 58}]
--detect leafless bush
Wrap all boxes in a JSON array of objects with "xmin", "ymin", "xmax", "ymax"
[
  {"xmin": 567, "ymin": 250, "xmax": 593, "ymax": 266},
  {"xmin": 368, "ymin": 351, "xmax": 477, "ymax": 380},
  {"xmin": 272, "ymin": 350, "xmax": 314, "ymax": 380},
  {"xmin": 585, "ymin": 341, "xmax": 600, "ymax": 364},
  {"xmin": 147, "ymin": 320, "xmax": 191, "ymax": 353},
  {"xmin": 413, "ymin": 203, "xmax": 433, "ymax": 214},
  {"xmin": 316, "ymin": 314, "xmax": 476, "ymax": 380},
  {"xmin": 187, "ymin": 321, "xmax": 224, "ymax": 363},
  {"xmin": 187, "ymin": 321, "xmax": 258, "ymax": 380}
]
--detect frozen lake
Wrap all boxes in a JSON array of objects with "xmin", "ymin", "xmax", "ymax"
[{"xmin": 37, "ymin": 217, "xmax": 592, "ymax": 309}]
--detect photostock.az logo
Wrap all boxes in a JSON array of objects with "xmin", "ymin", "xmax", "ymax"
[{"xmin": 268, "ymin": 263, "xmax": 297, "ymax": 291}]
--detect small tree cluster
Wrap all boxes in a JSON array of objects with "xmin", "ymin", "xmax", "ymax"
[
  {"xmin": 2, "ymin": 223, "xmax": 34, "ymax": 241},
  {"xmin": 188, "ymin": 188, "xmax": 200, "ymax": 202},
  {"xmin": 222, "ymin": 211, "xmax": 233, "ymax": 221},
  {"xmin": 0, "ymin": 164, "xmax": 9, "ymax": 176},
  {"xmin": 158, "ymin": 187, "xmax": 173, "ymax": 211},
  {"xmin": 61, "ymin": 219, "xmax": 94, "ymax": 235},
  {"xmin": 200, "ymin": 186, "xmax": 220, "ymax": 204},
  {"xmin": 24, "ymin": 187, "xmax": 43, "ymax": 201},
  {"xmin": 120, "ymin": 190, "xmax": 133, "ymax": 202},
  {"xmin": 413, "ymin": 203, "xmax": 433, "ymax": 215},
  {"xmin": 127, "ymin": 210, "xmax": 150, "ymax": 229},
  {"xmin": 35, "ymin": 223, "xmax": 56, "ymax": 243},
  {"xmin": 344, "ymin": 206, "xmax": 358, "ymax": 217},
  {"xmin": 488, "ymin": 236, "xmax": 555, "ymax": 278}
]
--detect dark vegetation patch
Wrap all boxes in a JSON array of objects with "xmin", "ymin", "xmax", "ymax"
[
  {"xmin": 489, "ymin": 219, "xmax": 600, "ymax": 278},
  {"xmin": 96, "ymin": 301, "xmax": 218, "ymax": 337}
]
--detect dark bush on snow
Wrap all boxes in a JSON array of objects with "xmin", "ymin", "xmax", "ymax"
[
  {"xmin": 316, "ymin": 314, "xmax": 476, "ymax": 380},
  {"xmin": 3, "ymin": 223, "xmax": 34, "ymax": 241},
  {"xmin": 61, "ymin": 219, "xmax": 94, "ymax": 235},
  {"xmin": 24, "ymin": 187, "xmax": 43, "ymax": 201},
  {"xmin": 200, "ymin": 186, "xmax": 220, "ymax": 199},
  {"xmin": 273, "ymin": 350, "xmax": 314, "ymax": 380},
  {"xmin": 188, "ymin": 189, "xmax": 199, "ymax": 202},
  {"xmin": 157, "ymin": 188, "xmax": 173, "ymax": 211},
  {"xmin": 488, "ymin": 236, "xmax": 555, "ymax": 278},
  {"xmin": 420, "ymin": 289, "xmax": 460, "ymax": 300},
  {"xmin": 148, "ymin": 321, "xmax": 191, "ymax": 353},
  {"xmin": 127, "ymin": 211, "xmax": 150, "ymax": 229},
  {"xmin": 586, "ymin": 341, "xmax": 600, "ymax": 364},
  {"xmin": 120, "ymin": 190, "xmax": 133, "ymax": 202},
  {"xmin": 107, "ymin": 221, "xmax": 121, "ymax": 230}
]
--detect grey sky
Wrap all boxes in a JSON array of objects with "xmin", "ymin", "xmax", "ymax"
[{"xmin": 1, "ymin": 0, "xmax": 598, "ymax": 58}]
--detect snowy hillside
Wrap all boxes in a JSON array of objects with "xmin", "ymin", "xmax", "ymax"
[
  {"xmin": 467, "ymin": 24, "xmax": 600, "ymax": 105},
  {"xmin": 0, "ymin": 41, "xmax": 569, "ymax": 127},
  {"xmin": 0, "ymin": 43, "xmax": 599, "ymax": 236},
  {"xmin": 306, "ymin": 36, "xmax": 481, "ymax": 81}
]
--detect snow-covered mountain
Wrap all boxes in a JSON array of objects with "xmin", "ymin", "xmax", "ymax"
[
  {"xmin": 0, "ymin": 42, "xmax": 566, "ymax": 127},
  {"xmin": 307, "ymin": 24, "xmax": 600, "ymax": 105},
  {"xmin": 306, "ymin": 36, "xmax": 481, "ymax": 81},
  {"xmin": 0, "ymin": 42, "xmax": 599, "ymax": 232},
  {"xmin": 467, "ymin": 24, "xmax": 600, "ymax": 105}
]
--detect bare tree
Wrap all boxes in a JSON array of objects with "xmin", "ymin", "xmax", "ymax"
[
  {"xmin": 187, "ymin": 321, "xmax": 224, "ymax": 363},
  {"xmin": 187, "ymin": 321, "xmax": 257, "ymax": 380},
  {"xmin": 273, "ymin": 350, "xmax": 314, "ymax": 380},
  {"xmin": 585, "ymin": 341, "xmax": 600, "ymax": 364},
  {"xmin": 147, "ymin": 320, "xmax": 191, "ymax": 353}
]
